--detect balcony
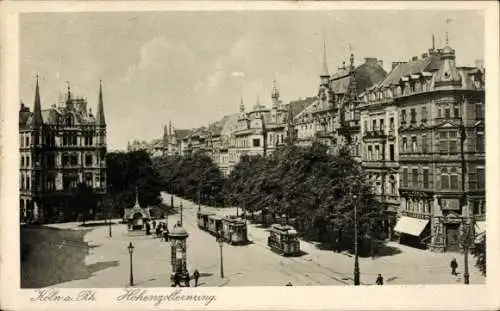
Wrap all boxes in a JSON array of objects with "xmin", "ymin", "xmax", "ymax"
[{"xmin": 362, "ymin": 130, "xmax": 387, "ymax": 140}]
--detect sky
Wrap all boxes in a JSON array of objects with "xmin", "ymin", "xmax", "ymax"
[{"xmin": 20, "ymin": 10, "xmax": 484, "ymax": 150}]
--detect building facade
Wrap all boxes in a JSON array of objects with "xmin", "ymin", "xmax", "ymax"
[
  {"xmin": 19, "ymin": 79, "xmax": 107, "ymax": 223},
  {"xmin": 359, "ymin": 39, "xmax": 485, "ymax": 251}
]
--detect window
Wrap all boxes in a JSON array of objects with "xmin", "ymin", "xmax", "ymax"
[
  {"xmin": 476, "ymin": 130, "xmax": 484, "ymax": 152},
  {"xmin": 438, "ymin": 108, "xmax": 442, "ymax": 118},
  {"xmin": 84, "ymin": 136, "xmax": 93, "ymax": 146},
  {"xmin": 84, "ymin": 173, "xmax": 93, "ymax": 187},
  {"xmin": 65, "ymin": 115, "xmax": 74, "ymax": 127},
  {"xmin": 375, "ymin": 145, "xmax": 380, "ymax": 160},
  {"xmin": 469, "ymin": 167, "xmax": 477, "ymax": 190},
  {"xmin": 423, "ymin": 169, "xmax": 429, "ymax": 188},
  {"xmin": 402, "ymin": 168, "xmax": 408, "ymax": 188},
  {"xmin": 411, "ymin": 136, "xmax": 417, "ymax": 152},
  {"xmin": 475, "ymin": 103, "xmax": 484, "ymax": 120},
  {"xmin": 368, "ymin": 145, "xmax": 373, "ymax": 160},
  {"xmin": 453, "ymin": 105, "xmax": 460, "ymax": 118},
  {"xmin": 25, "ymin": 136, "xmax": 29, "ymax": 146},
  {"xmin": 21, "ymin": 175, "xmax": 25, "ymax": 190},
  {"xmin": 85, "ymin": 155, "xmax": 93, "ymax": 166},
  {"xmin": 46, "ymin": 176, "xmax": 56, "ymax": 191},
  {"xmin": 422, "ymin": 134, "xmax": 428, "ymax": 153},
  {"xmin": 379, "ymin": 119, "xmax": 384, "ymax": 131},
  {"xmin": 439, "ymin": 131, "xmax": 458, "ymax": 154},
  {"xmin": 363, "ymin": 121, "xmax": 368, "ymax": 133},
  {"xmin": 477, "ymin": 167, "xmax": 485, "ymax": 189},
  {"xmin": 26, "ymin": 156, "xmax": 30, "ymax": 167},
  {"xmin": 410, "ymin": 108, "xmax": 417, "ymax": 123},
  {"xmin": 421, "ymin": 107, "xmax": 428, "ymax": 122},
  {"xmin": 444, "ymin": 107, "xmax": 451, "ymax": 118},
  {"xmin": 252, "ymin": 138, "xmax": 260, "ymax": 147},
  {"xmin": 21, "ymin": 156, "xmax": 25, "ymax": 167},
  {"xmin": 389, "ymin": 144, "xmax": 395, "ymax": 161},
  {"xmin": 441, "ymin": 168, "xmax": 450, "ymax": 189},
  {"xmin": 372, "ymin": 120, "xmax": 376, "ymax": 131},
  {"xmin": 70, "ymin": 155, "xmax": 78, "ymax": 166},
  {"xmin": 402, "ymin": 137, "xmax": 408, "ymax": 153},
  {"xmin": 412, "ymin": 168, "xmax": 418, "ymax": 188},
  {"xmin": 450, "ymin": 168, "xmax": 459, "ymax": 189},
  {"xmin": 389, "ymin": 117, "xmax": 394, "ymax": 130},
  {"xmin": 401, "ymin": 110, "xmax": 407, "ymax": 123}
]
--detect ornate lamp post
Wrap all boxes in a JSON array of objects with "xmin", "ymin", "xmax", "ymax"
[
  {"xmin": 352, "ymin": 194, "xmax": 360, "ymax": 286},
  {"xmin": 127, "ymin": 242, "xmax": 135, "ymax": 286},
  {"xmin": 463, "ymin": 217, "xmax": 471, "ymax": 285}
]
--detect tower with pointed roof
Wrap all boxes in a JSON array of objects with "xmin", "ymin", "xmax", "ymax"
[{"xmin": 19, "ymin": 78, "xmax": 108, "ymax": 224}]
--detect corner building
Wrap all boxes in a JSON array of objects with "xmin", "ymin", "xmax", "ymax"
[
  {"xmin": 19, "ymin": 80, "xmax": 107, "ymax": 223},
  {"xmin": 360, "ymin": 41, "xmax": 485, "ymax": 251}
]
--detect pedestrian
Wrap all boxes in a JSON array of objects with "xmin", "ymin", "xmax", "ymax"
[
  {"xmin": 164, "ymin": 227, "xmax": 169, "ymax": 242},
  {"xmin": 152, "ymin": 219, "xmax": 157, "ymax": 230},
  {"xmin": 450, "ymin": 258, "xmax": 458, "ymax": 276},
  {"xmin": 184, "ymin": 272, "xmax": 191, "ymax": 287},
  {"xmin": 145, "ymin": 221, "xmax": 151, "ymax": 235},
  {"xmin": 174, "ymin": 272, "xmax": 181, "ymax": 287},
  {"xmin": 193, "ymin": 269, "xmax": 200, "ymax": 287},
  {"xmin": 376, "ymin": 273, "xmax": 384, "ymax": 285}
]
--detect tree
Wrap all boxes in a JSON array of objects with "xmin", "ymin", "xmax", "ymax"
[{"xmin": 73, "ymin": 182, "xmax": 97, "ymax": 225}]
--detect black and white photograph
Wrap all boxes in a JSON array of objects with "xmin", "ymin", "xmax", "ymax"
[{"xmin": 1, "ymin": 2, "xmax": 499, "ymax": 310}]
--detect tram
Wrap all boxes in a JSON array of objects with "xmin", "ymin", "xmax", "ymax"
[
  {"xmin": 267, "ymin": 224, "xmax": 300, "ymax": 256},
  {"xmin": 221, "ymin": 216, "xmax": 248, "ymax": 245},
  {"xmin": 197, "ymin": 211, "xmax": 215, "ymax": 229},
  {"xmin": 207, "ymin": 215, "xmax": 223, "ymax": 236}
]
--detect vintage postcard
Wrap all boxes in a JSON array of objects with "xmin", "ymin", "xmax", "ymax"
[{"xmin": 1, "ymin": 1, "xmax": 499, "ymax": 310}]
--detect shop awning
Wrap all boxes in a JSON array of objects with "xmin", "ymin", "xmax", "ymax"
[
  {"xmin": 475, "ymin": 221, "xmax": 486, "ymax": 243},
  {"xmin": 394, "ymin": 216, "xmax": 429, "ymax": 237}
]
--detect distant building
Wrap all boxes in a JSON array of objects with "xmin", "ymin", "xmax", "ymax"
[
  {"xmin": 293, "ymin": 46, "xmax": 387, "ymax": 159},
  {"xmin": 359, "ymin": 37, "xmax": 485, "ymax": 252},
  {"xmin": 19, "ymin": 79, "xmax": 107, "ymax": 223}
]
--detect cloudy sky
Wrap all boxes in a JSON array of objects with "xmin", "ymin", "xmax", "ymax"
[{"xmin": 20, "ymin": 10, "xmax": 484, "ymax": 150}]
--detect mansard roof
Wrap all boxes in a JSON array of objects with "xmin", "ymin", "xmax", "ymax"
[
  {"xmin": 330, "ymin": 59, "xmax": 387, "ymax": 94},
  {"xmin": 377, "ymin": 55, "xmax": 442, "ymax": 87}
]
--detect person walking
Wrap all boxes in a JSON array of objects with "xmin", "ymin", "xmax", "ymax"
[
  {"xmin": 376, "ymin": 273, "xmax": 384, "ymax": 285},
  {"xmin": 450, "ymin": 258, "xmax": 458, "ymax": 276},
  {"xmin": 152, "ymin": 219, "xmax": 157, "ymax": 230},
  {"xmin": 193, "ymin": 269, "xmax": 200, "ymax": 287}
]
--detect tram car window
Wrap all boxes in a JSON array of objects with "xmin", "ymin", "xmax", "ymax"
[{"xmin": 197, "ymin": 211, "xmax": 215, "ymax": 230}]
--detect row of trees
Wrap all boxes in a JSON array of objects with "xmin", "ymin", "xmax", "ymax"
[
  {"xmin": 153, "ymin": 153, "xmax": 227, "ymax": 206},
  {"xmin": 153, "ymin": 143, "xmax": 387, "ymax": 254}
]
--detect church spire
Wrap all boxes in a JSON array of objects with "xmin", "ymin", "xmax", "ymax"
[
  {"xmin": 32, "ymin": 74, "xmax": 43, "ymax": 128},
  {"xmin": 169, "ymin": 120, "xmax": 172, "ymax": 136},
  {"xmin": 239, "ymin": 98, "xmax": 245, "ymax": 113},
  {"xmin": 271, "ymin": 79, "xmax": 280, "ymax": 107},
  {"xmin": 96, "ymin": 80, "xmax": 106, "ymax": 127}
]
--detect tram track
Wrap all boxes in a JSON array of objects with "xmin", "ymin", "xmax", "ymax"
[{"xmin": 175, "ymin": 203, "xmax": 351, "ymax": 286}]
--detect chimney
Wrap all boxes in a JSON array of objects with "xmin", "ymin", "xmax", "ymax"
[
  {"xmin": 421, "ymin": 53, "xmax": 428, "ymax": 59},
  {"xmin": 365, "ymin": 57, "xmax": 378, "ymax": 64},
  {"xmin": 475, "ymin": 59, "xmax": 484, "ymax": 69},
  {"xmin": 411, "ymin": 56, "xmax": 418, "ymax": 61},
  {"xmin": 377, "ymin": 60, "xmax": 383, "ymax": 68}
]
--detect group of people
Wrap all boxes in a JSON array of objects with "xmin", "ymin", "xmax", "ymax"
[
  {"xmin": 171, "ymin": 269, "xmax": 201, "ymax": 287},
  {"xmin": 150, "ymin": 220, "xmax": 169, "ymax": 241}
]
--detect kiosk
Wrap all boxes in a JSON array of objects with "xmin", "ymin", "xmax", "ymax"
[{"xmin": 168, "ymin": 221, "xmax": 190, "ymax": 286}]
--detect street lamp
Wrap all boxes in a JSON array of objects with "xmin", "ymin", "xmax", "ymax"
[
  {"xmin": 217, "ymin": 235, "xmax": 224, "ymax": 278},
  {"xmin": 127, "ymin": 242, "xmax": 135, "ymax": 286},
  {"xmin": 352, "ymin": 194, "xmax": 360, "ymax": 286},
  {"xmin": 463, "ymin": 217, "xmax": 471, "ymax": 285}
]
